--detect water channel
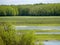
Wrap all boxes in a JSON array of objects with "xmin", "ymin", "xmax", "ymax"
[{"xmin": 15, "ymin": 26, "xmax": 60, "ymax": 30}]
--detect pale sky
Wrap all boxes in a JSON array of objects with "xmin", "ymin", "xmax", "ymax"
[{"xmin": 0, "ymin": 0, "xmax": 60, "ymax": 5}]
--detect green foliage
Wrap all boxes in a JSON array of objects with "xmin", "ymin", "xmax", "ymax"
[
  {"xmin": 0, "ymin": 22, "xmax": 17, "ymax": 45},
  {"xmin": 0, "ymin": 22, "xmax": 35, "ymax": 45},
  {"xmin": 0, "ymin": 37, "xmax": 5, "ymax": 45},
  {"xmin": 0, "ymin": 3, "xmax": 60, "ymax": 16},
  {"xmin": 19, "ymin": 31, "xmax": 35, "ymax": 45},
  {"xmin": 0, "ymin": 6, "xmax": 18, "ymax": 16},
  {"xmin": 18, "ymin": 7, "xmax": 29, "ymax": 16}
]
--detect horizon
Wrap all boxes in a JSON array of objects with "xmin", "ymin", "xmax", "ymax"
[{"xmin": 0, "ymin": 0, "xmax": 60, "ymax": 5}]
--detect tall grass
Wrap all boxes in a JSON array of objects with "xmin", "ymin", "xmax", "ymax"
[{"xmin": 0, "ymin": 22, "xmax": 35, "ymax": 45}]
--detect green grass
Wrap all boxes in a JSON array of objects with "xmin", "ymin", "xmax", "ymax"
[
  {"xmin": 35, "ymin": 30, "xmax": 60, "ymax": 32},
  {"xmin": 17, "ymin": 30, "xmax": 60, "ymax": 32},
  {"xmin": 36, "ymin": 34, "xmax": 60, "ymax": 41},
  {"xmin": 0, "ymin": 16, "xmax": 60, "ymax": 26},
  {"xmin": 16, "ymin": 30, "xmax": 60, "ymax": 41},
  {"xmin": 17, "ymin": 31, "xmax": 60, "ymax": 41}
]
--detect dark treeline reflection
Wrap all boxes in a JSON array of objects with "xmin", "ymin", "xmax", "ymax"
[{"xmin": 0, "ymin": 3, "xmax": 60, "ymax": 16}]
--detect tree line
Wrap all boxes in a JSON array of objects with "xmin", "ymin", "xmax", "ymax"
[{"xmin": 0, "ymin": 3, "xmax": 60, "ymax": 16}]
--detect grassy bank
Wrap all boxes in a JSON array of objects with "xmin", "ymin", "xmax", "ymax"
[
  {"xmin": 0, "ymin": 16, "xmax": 60, "ymax": 26},
  {"xmin": 17, "ymin": 30, "xmax": 60, "ymax": 32},
  {"xmin": 16, "ymin": 30, "xmax": 60, "ymax": 41},
  {"xmin": 36, "ymin": 34, "xmax": 60, "ymax": 41}
]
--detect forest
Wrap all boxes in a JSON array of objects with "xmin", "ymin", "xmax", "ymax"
[{"xmin": 0, "ymin": 3, "xmax": 60, "ymax": 16}]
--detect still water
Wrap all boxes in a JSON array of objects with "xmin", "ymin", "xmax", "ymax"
[
  {"xmin": 15, "ymin": 26, "xmax": 60, "ymax": 30},
  {"xmin": 44, "ymin": 41, "xmax": 60, "ymax": 45},
  {"xmin": 36, "ymin": 32, "xmax": 60, "ymax": 34}
]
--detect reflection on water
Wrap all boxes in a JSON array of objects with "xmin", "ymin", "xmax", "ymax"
[
  {"xmin": 35, "ymin": 41, "xmax": 60, "ymax": 45},
  {"xmin": 44, "ymin": 41, "xmax": 60, "ymax": 45},
  {"xmin": 15, "ymin": 26, "xmax": 60, "ymax": 30},
  {"xmin": 36, "ymin": 32, "xmax": 60, "ymax": 34}
]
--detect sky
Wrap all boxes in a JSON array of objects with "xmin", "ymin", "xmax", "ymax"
[{"xmin": 0, "ymin": 0, "xmax": 60, "ymax": 5}]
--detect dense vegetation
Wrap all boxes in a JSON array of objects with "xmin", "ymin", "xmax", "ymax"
[
  {"xmin": 0, "ymin": 3, "xmax": 60, "ymax": 16},
  {"xmin": 0, "ymin": 22, "xmax": 35, "ymax": 45}
]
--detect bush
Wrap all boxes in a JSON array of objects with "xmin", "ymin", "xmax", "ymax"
[
  {"xmin": 19, "ymin": 31, "xmax": 35, "ymax": 45},
  {"xmin": 0, "ymin": 22, "xmax": 35, "ymax": 45}
]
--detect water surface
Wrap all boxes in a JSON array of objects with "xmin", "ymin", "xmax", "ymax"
[
  {"xmin": 15, "ymin": 26, "xmax": 60, "ymax": 30},
  {"xmin": 36, "ymin": 32, "xmax": 60, "ymax": 34},
  {"xmin": 44, "ymin": 41, "xmax": 60, "ymax": 45}
]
